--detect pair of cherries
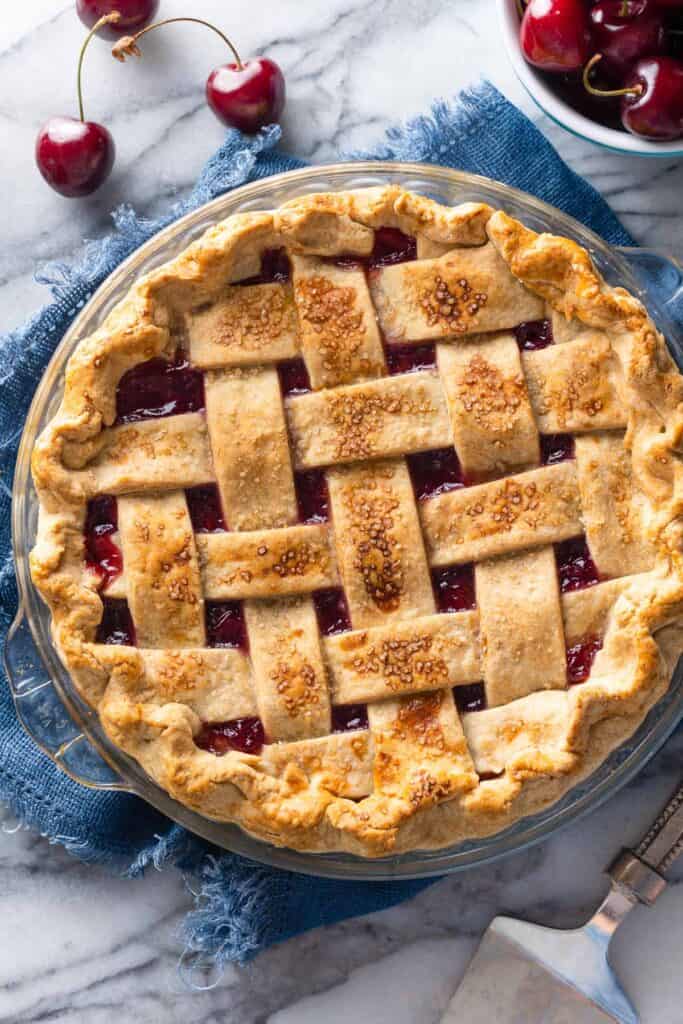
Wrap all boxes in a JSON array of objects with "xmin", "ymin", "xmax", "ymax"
[
  {"xmin": 520, "ymin": 0, "xmax": 683, "ymax": 140},
  {"xmin": 36, "ymin": 1, "xmax": 286, "ymax": 198}
]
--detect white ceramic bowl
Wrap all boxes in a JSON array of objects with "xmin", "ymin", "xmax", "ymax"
[{"xmin": 497, "ymin": 0, "xmax": 683, "ymax": 158}]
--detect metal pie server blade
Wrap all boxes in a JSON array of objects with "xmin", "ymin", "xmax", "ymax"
[
  {"xmin": 441, "ymin": 778, "xmax": 683, "ymax": 1024},
  {"xmin": 442, "ymin": 914, "xmax": 635, "ymax": 1024}
]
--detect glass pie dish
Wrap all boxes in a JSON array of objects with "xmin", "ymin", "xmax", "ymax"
[{"xmin": 6, "ymin": 162, "xmax": 683, "ymax": 880}]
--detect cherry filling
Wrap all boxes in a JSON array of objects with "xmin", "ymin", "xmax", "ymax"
[
  {"xmin": 295, "ymin": 469, "xmax": 330, "ymax": 524},
  {"xmin": 515, "ymin": 319, "xmax": 553, "ymax": 351},
  {"xmin": 84, "ymin": 495, "xmax": 122, "ymax": 589},
  {"xmin": 385, "ymin": 342, "xmax": 437, "ymax": 375},
  {"xmin": 260, "ymin": 247, "xmax": 291, "ymax": 283},
  {"xmin": 555, "ymin": 536, "xmax": 602, "ymax": 593},
  {"xmin": 278, "ymin": 358, "xmax": 312, "ymax": 397},
  {"xmin": 541, "ymin": 433, "xmax": 575, "ymax": 466},
  {"xmin": 332, "ymin": 227, "xmax": 417, "ymax": 270},
  {"xmin": 368, "ymin": 227, "xmax": 417, "ymax": 269},
  {"xmin": 454, "ymin": 682, "xmax": 486, "ymax": 714},
  {"xmin": 566, "ymin": 635, "xmax": 603, "ymax": 686},
  {"xmin": 115, "ymin": 352, "xmax": 205, "ymax": 425},
  {"xmin": 195, "ymin": 717, "xmax": 265, "ymax": 755},
  {"xmin": 205, "ymin": 601, "xmax": 248, "ymax": 650},
  {"xmin": 407, "ymin": 447, "xmax": 465, "ymax": 501},
  {"xmin": 332, "ymin": 704, "xmax": 369, "ymax": 732},
  {"xmin": 96, "ymin": 599, "xmax": 136, "ymax": 646},
  {"xmin": 237, "ymin": 247, "xmax": 291, "ymax": 286},
  {"xmin": 432, "ymin": 564, "xmax": 476, "ymax": 613},
  {"xmin": 185, "ymin": 484, "xmax": 226, "ymax": 533},
  {"xmin": 313, "ymin": 588, "xmax": 352, "ymax": 636}
]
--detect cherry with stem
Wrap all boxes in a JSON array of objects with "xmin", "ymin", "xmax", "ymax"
[
  {"xmin": 35, "ymin": 14, "xmax": 117, "ymax": 197},
  {"xmin": 582, "ymin": 52, "xmax": 644, "ymax": 96},
  {"xmin": 589, "ymin": 0, "xmax": 666, "ymax": 80},
  {"xmin": 583, "ymin": 52, "xmax": 683, "ymax": 139},
  {"xmin": 112, "ymin": 16, "xmax": 286, "ymax": 134}
]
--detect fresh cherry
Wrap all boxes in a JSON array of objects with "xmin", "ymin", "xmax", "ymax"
[
  {"xmin": 589, "ymin": 0, "xmax": 665, "ymax": 79},
  {"xmin": 520, "ymin": 0, "xmax": 593, "ymax": 72},
  {"xmin": 36, "ymin": 117, "xmax": 114, "ymax": 198},
  {"xmin": 621, "ymin": 56, "xmax": 683, "ymax": 138},
  {"xmin": 112, "ymin": 17, "xmax": 286, "ymax": 134},
  {"xmin": 206, "ymin": 58, "xmax": 285, "ymax": 133},
  {"xmin": 77, "ymin": 0, "xmax": 159, "ymax": 39},
  {"xmin": 36, "ymin": 14, "xmax": 117, "ymax": 196}
]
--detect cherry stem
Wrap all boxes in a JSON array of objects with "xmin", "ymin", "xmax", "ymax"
[
  {"xmin": 582, "ymin": 53, "xmax": 644, "ymax": 97},
  {"xmin": 121, "ymin": 17, "xmax": 243, "ymax": 69},
  {"xmin": 515, "ymin": 0, "xmax": 526, "ymax": 16},
  {"xmin": 77, "ymin": 12, "xmax": 121, "ymax": 121}
]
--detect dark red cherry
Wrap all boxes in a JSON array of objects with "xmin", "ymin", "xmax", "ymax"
[
  {"xmin": 36, "ymin": 117, "xmax": 114, "ymax": 197},
  {"xmin": 206, "ymin": 57, "xmax": 286, "ymax": 133},
  {"xmin": 521, "ymin": 0, "xmax": 593, "ymax": 72},
  {"xmin": 621, "ymin": 57, "xmax": 683, "ymax": 139},
  {"xmin": 589, "ymin": 1, "xmax": 665, "ymax": 79},
  {"xmin": 36, "ymin": 12, "xmax": 119, "ymax": 198},
  {"xmin": 110, "ymin": 17, "xmax": 286, "ymax": 134},
  {"xmin": 77, "ymin": 0, "xmax": 159, "ymax": 39}
]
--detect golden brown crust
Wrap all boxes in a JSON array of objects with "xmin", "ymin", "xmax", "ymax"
[{"xmin": 29, "ymin": 186, "xmax": 683, "ymax": 857}]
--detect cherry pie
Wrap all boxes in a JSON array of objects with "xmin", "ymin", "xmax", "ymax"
[{"xmin": 30, "ymin": 186, "xmax": 683, "ymax": 856}]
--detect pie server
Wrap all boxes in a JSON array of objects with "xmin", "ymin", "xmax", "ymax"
[{"xmin": 441, "ymin": 779, "xmax": 683, "ymax": 1023}]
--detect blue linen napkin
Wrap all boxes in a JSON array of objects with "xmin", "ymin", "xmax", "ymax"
[{"xmin": 0, "ymin": 81, "xmax": 642, "ymax": 972}]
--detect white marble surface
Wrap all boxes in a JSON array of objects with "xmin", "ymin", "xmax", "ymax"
[{"xmin": 2, "ymin": 2, "xmax": 683, "ymax": 1022}]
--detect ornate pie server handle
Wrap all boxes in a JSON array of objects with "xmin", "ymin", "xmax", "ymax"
[
  {"xmin": 608, "ymin": 780, "xmax": 683, "ymax": 907},
  {"xmin": 3, "ymin": 609, "xmax": 129, "ymax": 792}
]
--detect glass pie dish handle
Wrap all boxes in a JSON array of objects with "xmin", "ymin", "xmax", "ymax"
[
  {"xmin": 3, "ymin": 609, "xmax": 129, "ymax": 791},
  {"xmin": 615, "ymin": 246, "xmax": 683, "ymax": 331}
]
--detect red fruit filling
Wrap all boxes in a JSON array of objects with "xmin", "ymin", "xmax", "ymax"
[
  {"xmin": 237, "ymin": 247, "xmax": 291, "ymax": 286},
  {"xmin": 369, "ymin": 227, "xmax": 417, "ymax": 269},
  {"xmin": 454, "ymin": 682, "xmax": 486, "ymax": 713},
  {"xmin": 567, "ymin": 635, "xmax": 603, "ymax": 685},
  {"xmin": 84, "ymin": 495, "xmax": 122, "ymax": 589},
  {"xmin": 331, "ymin": 704, "xmax": 369, "ymax": 732},
  {"xmin": 515, "ymin": 319, "xmax": 553, "ymax": 351},
  {"xmin": 385, "ymin": 342, "xmax": 437, "ymax": 375},
  {"xmin": 96, "ymin": 599, "xmax": 136, "ymax": 646},
  {"xmin": 332, "ymin": 227, "xmax": 417, "ymax": 270},
  {"xmin": 205, "ymin": 601, "xmax": 248, "ymax": 650},
  {"xmin": 115, "ymin": 353, "xmax": 205, "ymax": 424},
  {"xmin": 278, "ymin": 358, "xmax": 312, "ymax": 397},
  {"xmin": 195, "ymin": 717, "xmax": 265, "ymax": 755},
  {"xmin": 295, "ymin": 469, "xmax": 330, "ymax": 524},
  {"xmin": 432, "ymin": 564, "xmax": 476, "ymax": 612},
  {"xmin": 185, "ymin": 484, "xmax": 226, "ymax": 533},
  {"xmin": 313, "ymin": 588, "xmax": 352, "ymax": 636},
  {"xmin": 408, "ymin": 447, "xmax": 465, "ymax": 501},
  {"xmin": 541, "ymin": 433, "xmax": 575, "ymax": 465},
  {"xmin": 555, "ymin": 536, "xmax": 602, "ymax": 592}
]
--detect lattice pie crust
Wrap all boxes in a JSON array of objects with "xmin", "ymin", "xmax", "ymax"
[{"xmin": 30, "ymin": 187, "xmax": 683, "ymax": 857}]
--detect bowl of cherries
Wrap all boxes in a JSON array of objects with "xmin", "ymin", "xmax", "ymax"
[{"xmin": 498, "ymin": 0, "xmax": 683, "ymax": 156}]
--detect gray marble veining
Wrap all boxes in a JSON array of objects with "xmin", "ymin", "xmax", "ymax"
[{"xmin": 2, "ymin": 2, "xmax": 683, "ymax": 1022}]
